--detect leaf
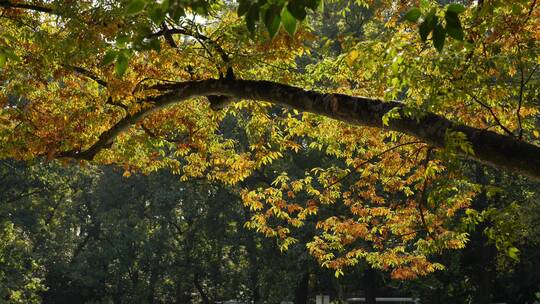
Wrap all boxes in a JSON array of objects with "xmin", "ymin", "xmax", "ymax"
[
  {"xmin": 115, "ymin": 51, "xmax": 129, "ymax": 77},
  {"xmin": 246, "ymin": 5, "xmax": 259, "ymax": 33},
  {"xmin": 508, "ymin": 247, "xmax": 520, "ymax": 261},
  {"xmin": 432, "ymin": 23, "xmax": 446, "ymax": 52},
  {"xmin": 102, "ymin": 50, "xmax": 117, "ymax": 66},
  {"xmin": 281, "ymin": 8, "xmax": 297, "ymax": 35},
  {"xmin": 346, "ymin": 49, "xmax": 359, "ymax": 66},
  {"xmin": 161, "ymin": 0, "xmax": 170, "ymax": 11},
  {"xmin": 144, "ymin": 37, "xmax": 161, "ymax": 52},
  {"xmin": 445, "ymin": 11, "xmax": 464, "ymax": 41},
  {"xmin": 419, "ymin": 21, "xmax": 431, "ymax": 42},
  {"xmin": 447, "ymin": 3, "xmax": 466, "ymax": 14},
  {"xmin": 304, "ymin": 0, "xmax": 320, "ymax": 10},
  {"xmin": 404, "ymin": 8, "xmax": 421, "ymax": 22},
  {"xmin": 237, "ymin": 0, "xmax": 251, "ymax": 16},
  {"xmin": 126, "ymin": 0, "xmax": 146, "ymax": 14},
  {"xmin": 2, "ymin": 48, "xmax": 18, "ymax": 61},
  {"xmin": 0, "ymin": 52, "xmax": 6, "ymax": 68},
  {"xmin": 425, "ymin": 10, "xmax": 438, "ymax": 29},
  {"xmin": 169, "ymin": 5, "xmax": 185, "ymax": 22},
  {"xmin": 148, "ymin": 6, "xmax": 166, "ymax": 24},
  {"xmin": 446, "ymin": 23, "xmax": 464, "ymax": 41},
  {"xmin": 264, "ymin": 7, "xmax": 281, "ymax": 38},
  {"xmin": 116, "ymin": 34, "xmax": 130, "ymax": 48},
  {"xmin": 287, "ymin": 0, "xmax": 306, "ymax": 21}
]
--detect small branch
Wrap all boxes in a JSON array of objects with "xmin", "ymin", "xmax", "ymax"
[
  {"xmin": 525, "ymin": 0, "xmax": 537, "ymax": 22},
  {"xmin": 416, "ymin": 147, "xmax": 434, "ymax": 238},
  {"xmin": 4, "ymin": 188, "xmax": 49, "ymax": 204},
  {"xmin": 69, "ymin": 66, "xmax": 108, "ymax": 87},
  {"xmin": 465, "ymin": 91, "xmax": 515, "ymax": 137},
  {"xmin": 160, "ymin": 22, "xmax": 179, "ymax": 48},
  {"xmin": 105, "ymin": 96, "xmax": 128, "ymax": 111},
  {"xmin": 151, "ymin": 27, "xmax": 230, "ymax": 64},
  {"xmin": 324, "ymin": 141, "xmax": 424, "ymax": 189},
  {"xmin": 141, "ymin": 123, "xmax": 187, "ymax": 143},
  {"xmin": 394, "ymin": 229, "xmax": 426, "ymax": 238},
  {"xmin": 517, "ymin": 63, "xmax": 525, "ymax": 139},
  {"xmin": 524, "ymin": 64, "xmax": 539, "ymax": 85}
]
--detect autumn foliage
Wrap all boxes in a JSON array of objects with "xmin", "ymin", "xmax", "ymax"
[{"xmin": 0, "ymin": 0, "xmax": 539, "ymax": 280}]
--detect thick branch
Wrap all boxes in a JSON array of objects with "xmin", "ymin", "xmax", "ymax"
[
  {"xmin": 160, "ymin": 22, "xmax": 179, "ymax": 49},
  {"xmin": 62, "ymin": 79, "xmax": 540, "ymax": 181},
  {"xmin": 0, "ymin": 1, "xmax": 54, "ymax": 14}
]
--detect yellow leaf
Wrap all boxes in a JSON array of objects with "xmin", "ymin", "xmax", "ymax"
[{"xmin": 346, "ymin": 50, "xmax": 359, "ymax": 66}]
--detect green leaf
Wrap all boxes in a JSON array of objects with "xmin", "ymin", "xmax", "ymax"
[
  {"xmin": 287, "ymin": 0, "xmax": 306, "ymax": 21},
  {"xmin": 432, "ymin": 23, "xmax": 446, "ymax": 52},
  {"xmin": 3, "ymin": 48, "xmax": 18, "ymax": 61},
  {"xmin": 281, "ymin": 8, "xmax": 297, "ymax": 35},
  {"xmin": 168, "ymin": 5, "xmax": 185, "ymax": 22},
  {"xmin": 425, "ymin": 12, "xmax": 438, "ymax": 29},
  {"xmin": 304, "ymin": 0, "xmax": 320, "ymax": 10},
  {"xmin": 419, "ymin": 20, "xmax": 431, "ymax": 42},
  {"xmin": 508, "ymin": 247, "xmax": 520, "ymax": 261},
  {"xmin": 102, "ymin": 50, "xmax": 117, "ymax": 66},
  {"xmin": 0, "ymin": 52, "xmax": 6, "ymax": 68},
  {"xmin": 237, "ymin": 0, "xmax": 251, "ymax": 16},
  {"xmin": 116, "ymin": 34, "xmax": 130, "ymax": 48},
  {"xmin": 246, "ymin": 5, "xmax": 259, "ymax": 33},
  {"xmin": 126, "ymin": 0, "xmax": 146, "ymax": 14},
  {"xmin": 141, "ymin": 37, "xmax": 161, "ymax": 52},
  {"xmin": 446, "ymin": 24, "xmax": 464, "ymax": 41},
  {"xmin": 148, "ymin": 6, "xmax": 166, "ymax": 24},
  {"xmin": 404, "ymin": 8, "xmax": 421, "ymax": 22},
  {"xmin": 447, "ymin": 3, "xmax": 466, "ymax": 14},
  {"xmin": 264, "ymin": 6, "xmax": 281, "ymax": 38},
  {"xmin": 161, "ymin": 0, "xmax": 170, "ymax": 11},
  {"xmin": 115, "ymin": 52, "xmax": 129, "ymax": 77},
  {"xmin": 445, "ymin": 11, "xmax": 464, "ymax": 41}
]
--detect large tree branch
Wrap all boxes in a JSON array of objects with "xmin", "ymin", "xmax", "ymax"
[
  {"xmin": 0, "ymin": 0, "xmax": 55, "ymax": 14},
  {"xmin": 61, "ymin": 78, "xmax": 540, "ymax": 181}
]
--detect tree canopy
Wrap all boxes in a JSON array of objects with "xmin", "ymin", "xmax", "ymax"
[{"xmin": 0, "ymin": 0, "xmax": 539, "ymax": 281}]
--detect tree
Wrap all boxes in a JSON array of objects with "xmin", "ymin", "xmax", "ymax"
[{"xmin": 0, "ymin": 0, "xmax": 539, "ymax": 278}]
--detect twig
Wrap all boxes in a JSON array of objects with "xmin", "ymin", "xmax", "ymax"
[
  {"xmin": 324, "ymin": 141, "xmax": 424, "ymax": 189},
  {"xmin": 69, "ymin": 66, "xmax": 108, "ymax": 87},
  {"xmin": 416, "ymin": 147, "xmax": 434, "ymax": 237},
  {"xmin": 517, "ymin": 63, "xmax": 525, "ymax": 139},
  {"xmin": 465, "ymin": 91, "xmax": 514, "ymax": 137}
]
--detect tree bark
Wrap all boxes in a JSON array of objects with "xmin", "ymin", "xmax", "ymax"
[
  {"xmin": 363, "ymin": 266, "xmax": 377, "ymax": 304},
  {"xmin": 61, "ymin": 79, "xmax": 540, "ymax": 181},
  {"xmin": 194, "ymin": 273, "xmax": 211, "ymax": 304},
  {"xmin": 294, "ymin": 272, "xmax": 310, "ymax": 304},
  {"xmin": 469, "ymin": 166, "xmax": 495, "ymax": 304}
]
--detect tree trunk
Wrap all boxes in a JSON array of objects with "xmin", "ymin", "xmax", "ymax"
[
  {"xmin": 468, "ymin": 165, "xmax": 495, "ymax": 304},
  {"xmin": 147, "ymin": 268, "xmax": 158, "ymax": 304},
  {"xmin": 363, "ymin": 266, "xmax": 376, "ymax": 304},
  {"xmin": 294, "ymin": 272, "xmax": 310, "ymax": 304},
  {"xmin": 175, "ymin": 279, "xmax": 193, "ymax": 304},
  {"xmin": 194, "ymin": 273, "xmax": 211, "ymax": 304}
]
